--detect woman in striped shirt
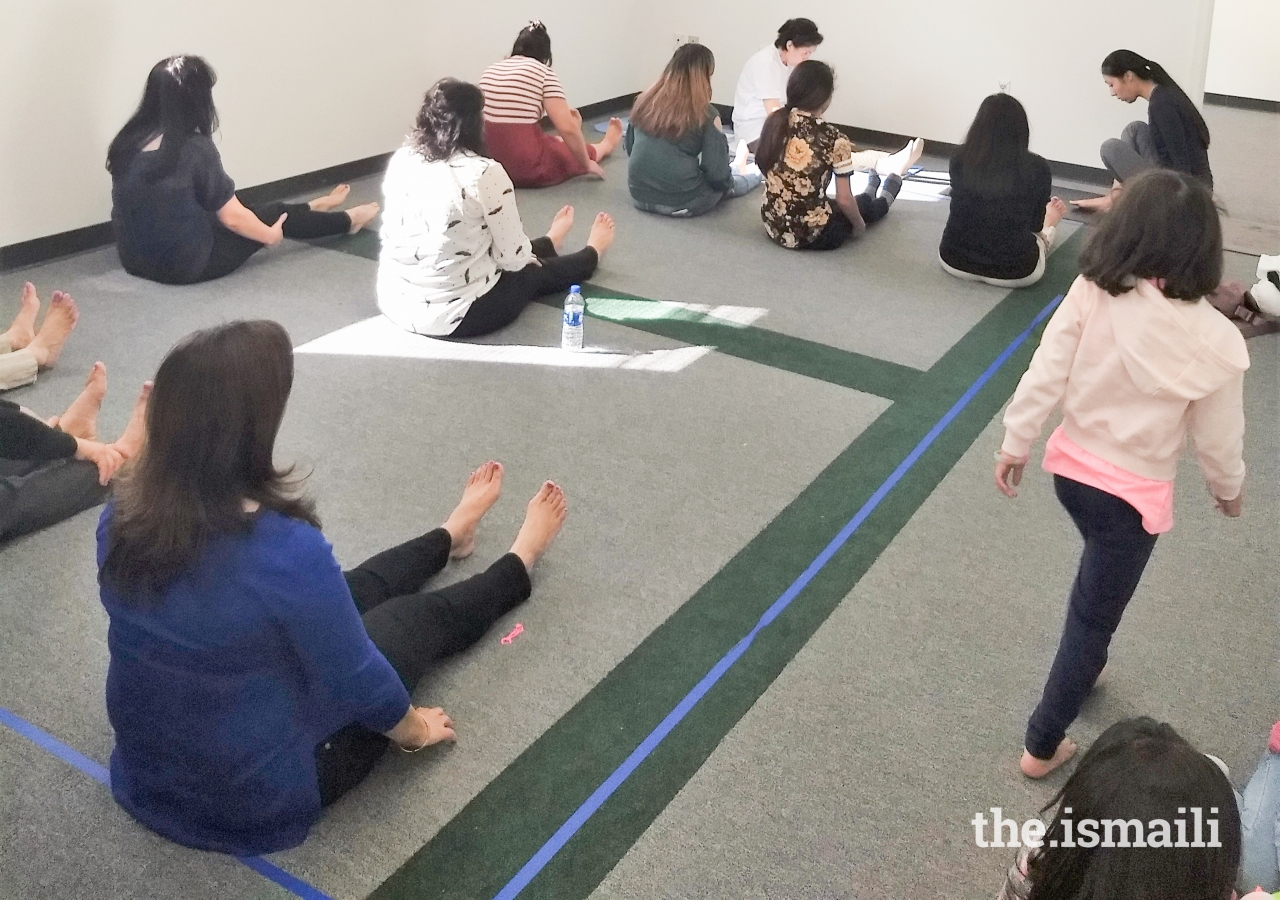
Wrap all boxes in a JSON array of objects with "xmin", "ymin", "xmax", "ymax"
[{"xmin": 479, "ymin": 21, "xmax": 623, "ymax": 187}]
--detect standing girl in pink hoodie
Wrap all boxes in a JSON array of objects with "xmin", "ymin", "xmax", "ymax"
[{"xmin": 995, "ymin": 169, "xmax": 1249, "ymax": 779}]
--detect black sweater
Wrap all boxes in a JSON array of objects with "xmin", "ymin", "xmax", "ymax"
[
  {"xmin": 1148, "ymin": 85, "xmax": 1213, "ymax": 186},
  {"xmin": 939, "ymin": 153, "xmax": 1052, "ymax": 281},
  {"xmin": 0, "ymin": 399, "xmax": 78, "ymax": 462}
]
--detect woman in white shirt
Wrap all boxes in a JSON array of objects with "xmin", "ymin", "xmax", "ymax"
[
  {"xmin": 731, "ymin": 19, "xmax": 824, "ymax": 150},
  {"xmin": 377, "ymin": 79, "xmax": 616, "ymax": 339}
]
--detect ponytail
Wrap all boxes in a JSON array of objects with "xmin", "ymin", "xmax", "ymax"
[
  {"xmin": 755, "ymin": 60, "xmax": 835, "ymax": 173},
  {"xmin": 1102, "ymin": 49, "xmax": 1210, "ymax": 147},
  {"xmin": 754, "ymin": 106, "xmax": 792, "ymax": 173}
]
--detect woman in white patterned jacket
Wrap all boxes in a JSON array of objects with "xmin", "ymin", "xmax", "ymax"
[{"xmin": 377, "ymin": 78, "xmax": 616, "ymax": 339}]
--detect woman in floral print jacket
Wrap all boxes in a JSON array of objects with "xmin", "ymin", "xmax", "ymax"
[{"xmin": 754, "ymin": 60, "xmax": 923, "ymax": 250}]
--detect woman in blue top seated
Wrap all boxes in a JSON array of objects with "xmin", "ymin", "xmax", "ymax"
[
  {"xmin": 97, "ymin": 320, "xmax": 567, "ymax": 855},
  {"xmin": 625, "ymin": 43, "xmax": 762, "ymax": 218}
]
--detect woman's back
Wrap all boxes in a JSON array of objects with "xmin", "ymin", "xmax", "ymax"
[
  {"xmin": 110, "ymin": 134, "xmax": 236, "ymax": 284},
  {"xmin": 478, "ymin": 55, "xmax": 561, "ymax": 124},
  {"xmin": 377, "ymin": 148, "xmax": 507, "ymax": 330},
  {"xmin": 626, "ymin": 107, "xmax": 731, "ymax": 206},
  {"xmin": 99, "ymin": 507, "xmax": 407, "ymax": 855},
  {"xmin": 939, "ymin": 152, "xmax": 1051, "ymax": 280}
]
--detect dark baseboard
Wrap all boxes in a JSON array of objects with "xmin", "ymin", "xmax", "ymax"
[
  {"xmin": 1205, "ymin": 92, "xmax": 1280, "ymax": 113},
  {"xmin": 578, "ymin": 93, "xmax": 638, "ymax": 120},
  {"xmin": 0, "ymin": 222, "xmax": 116, "ymax": 272},
  {"xmin": 1, "ymin": 152, "xmax": 394, "ymax": 272}
]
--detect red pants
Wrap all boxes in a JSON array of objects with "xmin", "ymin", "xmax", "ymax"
[{"xmin": 483, "ymin": 120, "xmax": 597, "ymax": 188}]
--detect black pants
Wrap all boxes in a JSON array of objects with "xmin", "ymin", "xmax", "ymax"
[
  {"xmin": 449, "ymin": 237, "xmax": 599, "ymax": 339},
  {"xmin": 314, "ymin": 529, "xmax": 531, "ymax": 806},
  {"xmin": 0, "ymin": 457, "xmax": 108, "ymax": 542},
  {"xmin": 805, "ymin": 173, "xmax": 903, "ymax": 251},
  {"xmin": 1024, "ymin": 477, "xmax": 1159, "ymax": 759},
  {"xmin": 197, "ymin": 197, "xmax": 352, "ymax": 283}
]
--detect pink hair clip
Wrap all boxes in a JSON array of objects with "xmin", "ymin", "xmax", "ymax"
[{"xmin": 500, "ymin": 623, "xmax": 524, "ymax": 645}]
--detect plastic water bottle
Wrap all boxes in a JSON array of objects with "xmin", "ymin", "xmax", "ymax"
[{"xmin": 561, "ymin": 285, "xmax": 584, "ymax": 350}]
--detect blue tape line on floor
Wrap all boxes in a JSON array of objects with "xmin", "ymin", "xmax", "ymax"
[
  {"xmin": 0, "ymin": 707, "xmax": 334, "ymax": 900},
  {"xmin": 493, "ymin": 294, "xmax": 1065, "ymax": 900}
]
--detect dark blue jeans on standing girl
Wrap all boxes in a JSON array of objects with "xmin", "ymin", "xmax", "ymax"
[{"xmin": 1024, "ymin": 476, "xmax": 1159, "ymax": 760}]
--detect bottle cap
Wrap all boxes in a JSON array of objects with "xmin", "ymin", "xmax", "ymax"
[{"xmin": 570, "ymin": 285, "xmax": 581, "ymax": 293}]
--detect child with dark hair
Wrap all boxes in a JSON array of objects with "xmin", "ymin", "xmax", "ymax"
[
  {"xmin": 756, "ymin": 61, "xmax": 922, "ymax": 250},
  {"xmin": 478, "ymin": 21, "xmax": 623, "ymax": 187},
  {"xmin": 1074, "ymin": 49, "xmax": 1212, "ymax": 212},
  {"xmin": 998, "ymin": 717, "xmax": 1241, "ymax": 900},
  {"xmin": 939, "ymin": 93, "xmax": 1066, "ymax": 288},
  {"xmin": 996, "ymin": 169, "xmax": 1248, "ymax": 778},
  {"xmin": 107, "ymin": 56, "xmax": 378, "ymax": 284},
  {"xmin": 378, "ymin": 79, "xmax": 615, "ymax": 338}
]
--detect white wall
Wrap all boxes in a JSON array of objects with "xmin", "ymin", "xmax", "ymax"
[
  {"xmin": 1, "ymin": 0, "xmax": 1218, "ymax": 247},
  {"xmin": 1206, "ymin": 0, "xmax": 1280, "ymax": 102},
  {"xmin": 663, "ymin": 0, "xmax": 1215, "ymax": 169},
  {"xmin": 0, "ymin": 1, "xmax": 669, "ymax": 247}
]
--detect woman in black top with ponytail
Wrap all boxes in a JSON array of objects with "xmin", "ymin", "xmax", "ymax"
[{"xmin": 1075, "ymin": 49, "xmax": 1212, "ymax": 211}]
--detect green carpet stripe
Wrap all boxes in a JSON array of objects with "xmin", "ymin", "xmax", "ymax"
[
  {"xmin": 369, "ymin": 230, "xmax": 1084, "ymax": 900},
  {"xmin": 316, "ymin": 232, "xmax": 919, "ymax": 400}
]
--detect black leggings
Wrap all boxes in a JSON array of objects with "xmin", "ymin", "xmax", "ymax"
[
  {"xmin": 805, "ymin": 172, "xmax": 903, "ymax": 251},
  {"xmin": 449, "ymin": 237, "xmax": 599, "ymax": 339},
  {"xmin": 314, "ymin": 529, "xmax": 531, "ymax": 806},
  {"xmin": 197, "ymin": 197, "xmax": 352, "ymax": 283}
]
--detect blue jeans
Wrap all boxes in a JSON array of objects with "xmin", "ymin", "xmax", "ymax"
[
  {"xmin": 633, "ymin": 172, "xmax": 763, "ymax": 218},
  {"xmin": 1239, "ymin": 746, "xmax": 1280, "ymax": 891},
  {"xmin": 1024, "ymin": 477, "xmax": 1159, "ymax": 759}
]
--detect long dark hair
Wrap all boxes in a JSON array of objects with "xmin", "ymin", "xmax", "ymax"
[
  {"xmin": 1078, "ymin": 169, "xmax": 1223, "ymax": 300},
  {"xmin": 101, "ymin": 320, "xmax": 318, "ymax": 597},
  {"xmin": 954, "ymin": 93, "xmax": 1033, "ymax": 195},
  {"xmin": 1026, "ymin": 717, "xmax": 1240, "ymax": 900},
  {"xmin": 1102, "ymin": 49, "xmax": 1210, "ymax": 147},
  {"xmin": 106, "ymin": 55, "xmax": 219, "ymax": 177},
  {"xmin": 408, "ymin": 78, "xmax": 488, "ymax": 161},
  {"xmin": 630, "ymin": 43, "xmax": 716, "ymax": 142},
  {"xmin": 511, "ymin": 20, "xmax": 552, "ymax": 66},
  {"xmin": 755, "ymin": 60, "xmax": 834, "ymax": 174},
  {"xmin": 774, "ymin": 18, "xmax": 823, "ymax": 49}
]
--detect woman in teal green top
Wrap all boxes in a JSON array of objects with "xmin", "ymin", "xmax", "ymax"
[{"xmin": 625, "ymin": 44, "xmax": 762, "ymax": 217}]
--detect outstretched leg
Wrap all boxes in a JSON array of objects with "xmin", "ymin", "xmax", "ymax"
[{"xmin": 344, "ymin": 461, "xmax": 505, "ymax": 612}]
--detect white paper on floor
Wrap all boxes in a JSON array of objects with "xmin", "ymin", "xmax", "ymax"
[{"xmin": 294, "ymin": 315, "xmax": 715, "ymax": 372}]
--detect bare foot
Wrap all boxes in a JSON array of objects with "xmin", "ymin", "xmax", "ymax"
[
  {"xmin": 309, "ymin": 184, "xmax": 351, "ymax": 212},
  {"xmin": 58, "ymin": 361, "xmax": 107, "ymax": 440},
  {"xmin": 346, "ymin": 202, "xmax": 380, "ymax": 234},
  {"xmin": 1045, "ymin": 196, "xmax": 1067, "ymax": 228},
  {"xmin": 509, "ymin": 481, "xmax": 567, "ymax": 571},
  {"xmin": 586, "ymin": 213, "xmax": 616, "ymax": 260},
  {"xmin": 585, "ymin": 159, "xmax": 607, "ymax": 179},
  {"xmin": 441, "ymin": 461, "xmax": 505, "ymax": 559},
  {"xmin": 733, "ymin": 139, "xmax": 751, "ymax": 175},
  {"xmin": 25, "ymin": 291, "xmax": 78, "ymax": 367},
  {"xmin": 112, "ymin": 381, "xmax": 152, "ymax": 458},
  {"xmin": 1071, "ymin": 194, "xmax": 1113, "ymax": 212},
  {"xmin": 5, "ymin": 282, "xmax": 40, "ymax": 350},
  {"xmin": 546, "ymin": 206, "xmax": 575, "ymax": 251},
  {"xmin": 595, "ymin": 117, "xmax": 624, "ymax": 159},
  {"xmin": 1020, "ymin": 738, "xmax": 1078, "ymax": 779}
]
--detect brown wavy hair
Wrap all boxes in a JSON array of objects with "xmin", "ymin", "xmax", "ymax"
[
  {"xmin": 101, "ymin": 320, "xmax": 318, "ymax": 597},
  {"xmin": 630, "ymin": 43, "xmax": 716, "ymax": 142}
]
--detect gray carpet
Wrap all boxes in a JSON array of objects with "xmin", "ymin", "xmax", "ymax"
[{"xmin": 0, "ymin": 115, "xmax": 1270, "ymax": 900}]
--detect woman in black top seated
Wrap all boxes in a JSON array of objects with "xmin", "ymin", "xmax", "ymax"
[
  {"xmin": 1074, "ymin": 50, "xmax": 1213, "ymax": 212},
  {"xmin": 107, "ymin": 56, "xmax": 380, "ymax": 285},
  {"xmin": 939, "ymin": 93, "xmax": 1065, "ymax": 288}
]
